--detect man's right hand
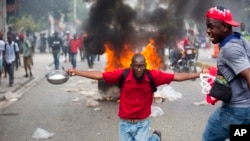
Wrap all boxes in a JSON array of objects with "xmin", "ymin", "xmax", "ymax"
[{"xmin": 66, "ymin": 69, "xmax": 77, "ymax": 76}]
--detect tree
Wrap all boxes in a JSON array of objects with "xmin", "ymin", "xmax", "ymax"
[
  {"xmin": 8, "ymin": 15, "xmax": 38, "ymax": 33},
  {"xmin": 19, "ymin": 0, "xmax": 71, "ymax": 21}
]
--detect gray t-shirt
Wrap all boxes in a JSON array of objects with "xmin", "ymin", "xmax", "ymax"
[{"xmin": 217, "ymin": 37, "xmax": 250, "ymax": 107}]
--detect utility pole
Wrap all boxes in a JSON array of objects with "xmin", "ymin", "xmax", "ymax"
[
  {"xmin": 73, "ymin": 0, "xmax": 76, "ymax": 20},
  {"xmin": 0, "ymin": 0, "xmax": 6, "ymax": 37}
]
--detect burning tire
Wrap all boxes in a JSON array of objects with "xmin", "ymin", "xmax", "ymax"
[{"xmin": 97, "ymin": 80, "xmax": 120, "ymax": 101}]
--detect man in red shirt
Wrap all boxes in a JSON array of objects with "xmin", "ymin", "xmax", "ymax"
[
  {"xmin": 69, "ymin": 34, "xmax": 81, "ymax": 69},
  {"xmin": 67, "ymin": 53, "xmax": 201, "ymax": 141}
]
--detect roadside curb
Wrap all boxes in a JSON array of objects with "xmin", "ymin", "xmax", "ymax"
[
  {"xmin": 196, "ymin": 61, "xmax": 216, "ymax": 68},
  {"xmin": 0, "ymin": 62, "xmax": 54, "ymax": 102}
]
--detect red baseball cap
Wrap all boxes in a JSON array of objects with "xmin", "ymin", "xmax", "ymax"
[
  {"xmin": 18, "ymin": 33, "xmax": 24, "ymax": 39},
  {"xmin": 206, "ymin": 6, "xmax": 240, "ymax": 27}
]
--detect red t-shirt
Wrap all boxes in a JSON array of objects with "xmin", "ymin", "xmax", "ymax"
[
  {"xmin": 102, "ymin": 68, "xmax": 174, "ymax": 119},
  {"xmin": 69, "ymin": 39, "xmax": 80, "ymax": 53}
]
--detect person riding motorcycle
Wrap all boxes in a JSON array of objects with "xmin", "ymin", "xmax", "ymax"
[
  {"xmin": 170, "ymin": 35, "xmax": 198, "ymax": 74},
  {"xmin": 169, "ymin": 37, "xmax": 187, "ymax": 69},
  {"xmin": 187, "ymin": 29, "xmax": 200, "ymax": 60}
]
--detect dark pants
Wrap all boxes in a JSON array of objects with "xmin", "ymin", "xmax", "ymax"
[
  {"xmin": 86, "ymin": 52, "xmax": 95, "ymax": 69},
  {"xmin": 52, "ymin": 51, "xmax": 60, "ymax": 70},
  {"xmin": 15, "ymin": 55, "xmax": 21, "ymax": 70},
  {"xmin": 6, "ymin": 62, "xmax": 15, "ymax": 85},
  {"xmin": 169, "ymin": 49, "xmax": 181, "ymax": 67},
  {"xmin": 94, "ymin": 55, "xmax": 100, "ymax": 62},
  {"xmin": 79, "ymin": 48, "xmax": 86, "ymax": 61}
]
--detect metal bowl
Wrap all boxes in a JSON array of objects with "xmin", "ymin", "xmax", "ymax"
[{"xmin": 45, "ymin": 70, "xmax": 70, "ymax": 85}]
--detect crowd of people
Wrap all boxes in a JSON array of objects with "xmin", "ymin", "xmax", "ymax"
[
  {"xmin": 0, "ymin": 26, "xmax": 35, "ymax": 87},
  {"xmin": 48, "ymin": 30, "xmax": 99, "ymax": 70},
  {"xmin": 0, "ymin": 27, "xmax": 101, "ymax": 87}
]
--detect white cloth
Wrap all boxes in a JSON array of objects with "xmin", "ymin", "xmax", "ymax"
[{"xmin": 4, "ymin": 41, "xmax": 19, "ymax": 64}]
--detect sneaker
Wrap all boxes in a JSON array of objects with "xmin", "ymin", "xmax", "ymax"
[
  {"xmin": 153, "ymin": 130, "xmax": 161, "ymax": 141},
  {"xmin": 23, "ymin": 74, "xmax": 28, "ymax": 78}
]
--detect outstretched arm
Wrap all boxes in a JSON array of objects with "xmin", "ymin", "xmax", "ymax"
[
  {"xmin": 66, "ymin": 69, "xmax": 103, "ymax": 80},
  {"xmin": 173, "ymin": 72, "xmax": 201, "ymax": 81}
]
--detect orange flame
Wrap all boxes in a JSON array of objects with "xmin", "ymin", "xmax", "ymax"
[
  {"xmin": 104, "ymin": 42, "xmax": 134, "ymax": 71},
  {"xmin": 141, "ymin": 38, "xmax": 163, "ymax": 70},
  {"xmin": 105, "ymin": 39, "xmax": 163, "ymax": 71}
]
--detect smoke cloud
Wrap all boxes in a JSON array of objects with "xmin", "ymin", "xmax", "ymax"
[{"xmin": 83, "ymin": 0, "xmax": 216, "ymax": 56}]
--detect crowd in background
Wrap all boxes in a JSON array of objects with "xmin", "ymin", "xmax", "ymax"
[
  {"xmin": 47, "ymin": 30, "xmax": 99, "ymax": 70},
  {"xmin": 1, "ymin": 21, "xmax": 250, "ymax": 87},
  {"xmin": 0, "ymin": 26, "xmax": 37, "ymax": 87},
  {"xmin": 0, "ymin": 26, "xmax": 101, "ymax": 87}
]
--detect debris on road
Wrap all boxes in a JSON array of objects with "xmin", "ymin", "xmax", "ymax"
[
  {"xmin": 154, "ymin": 85, "xmax": 182, "ymax": 101},
  {"xmin": 72, "ymin": 97, "xmax": 80, "ymax": 103},
  {"xmin": 64, "ymin": 88, "xmax": 80, "ymax": 92},
  {"xmin": 76, "ymin": 80, "xmax": 85, "ymax": 85},
  {"xmin": 32, "ymin": 128, "xmax": 54, "ymax": 139},
  {"xmin": 80, "ymin": 91, "xmax": 97, "ymax": 97},
  {"xmin": 150, "ymin": 106, "xmax": 164, "ymax": 117},
  {"xmin": 86, "ymin": 98, "xmax": 100, "ymax": 107},
  {"xmin": 4, "ymin": 92, "xmax": 19, "ymax": 102},
  {"xmin": 94, "ymin": 107, "xmax": 102, "ymax": 111}
]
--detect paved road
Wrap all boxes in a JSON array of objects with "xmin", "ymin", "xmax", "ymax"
[
  {"xmin": 0, "ymin": 53, "xmax": 53, "ymax": 101},
  {"xmin": 196, "ymin": 48, "xmax": 217, "ymax": 67},
  {"xmin": 0, "ymin": 49, "xmax": 221, "ymax": 141}
]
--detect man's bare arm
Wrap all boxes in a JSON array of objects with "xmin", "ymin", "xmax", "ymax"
[
  {"xmin": 239, "ymin": 68, "xmax": 250, "ymax": 90},
  {"xmin": 173, "ymin": 72, "xmax": 201, "ymax": 81},
  {"xmin": 67, "ymin": 69, "xmax": 103, "ymax": 80}
]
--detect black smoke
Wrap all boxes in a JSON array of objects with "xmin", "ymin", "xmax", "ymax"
[
  {"xmin": 83, "ymin": 0, "xmax": 215, "ymax": 57},
  {"xmin": 83, "ymin": 0, "xmax": 136, "ymax": 57}
]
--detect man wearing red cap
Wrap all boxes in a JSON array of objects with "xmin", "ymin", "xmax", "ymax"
[
  {"xmin": 19, "ymin": 33, "xmax": 33, "ymax": 78},
  {"xmin": 203, "ymin": 6, "xmax": 250, "ymax": 141}
]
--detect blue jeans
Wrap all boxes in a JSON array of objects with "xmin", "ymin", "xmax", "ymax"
[
  {"xmin": 86, "ymin": 51, "xmax": 95, "ymax": 69},
  {"xmin": 202, "ymin": 106, "xmax": 250, "ymax": 141},
  {"xmin": 169, "ymin": 49, "xmax": 181, "ymax": 66},
  {"xmin": 52, "ymin": 51, "xmax": 60, "ymax": 70},
  {"xmin": 119, "ymin": 119, "xmax": 160, "ymax": 141},
  {"xmin": 70, "ymin": 53, "xmax": 77, "ymax": 68}
]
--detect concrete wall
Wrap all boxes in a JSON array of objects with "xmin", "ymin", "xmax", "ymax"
[{"xmin": 0, "ymin": 0, "xmax": 6, "ymax": 37}]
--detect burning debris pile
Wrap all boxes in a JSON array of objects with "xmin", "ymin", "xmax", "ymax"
[{"xmin": 83, "ymin": 0, "xmax": 215, "ymax": 70}]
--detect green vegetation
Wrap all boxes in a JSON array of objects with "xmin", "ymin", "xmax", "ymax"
[
  {"xmin": 8, "ymin": 15, "xmax": 38, "ymax": 33},
  {"xmin": 8, "ymin": 0, "xmax": 89, "ymax": 32}
]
